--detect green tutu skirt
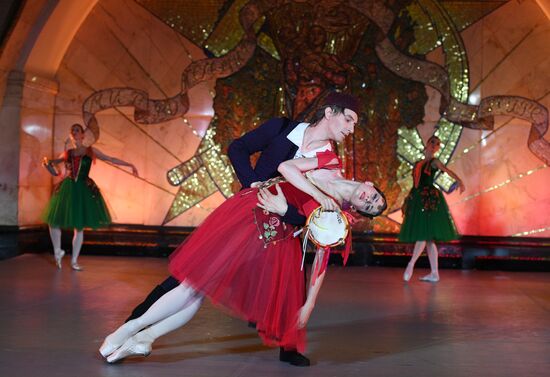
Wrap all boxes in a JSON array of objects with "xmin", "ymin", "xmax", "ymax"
[
  {"xmin": 42, "ymin": 177, "xmax": 111, "ymax": 230},
  {"xmin": 398, "ymin": 185, "xmax": 458, "ymax": 242}
]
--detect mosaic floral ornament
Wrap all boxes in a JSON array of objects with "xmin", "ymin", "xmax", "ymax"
[{"xmin": 81, "ymin": 0, "xmax": 548, "ymax": 224}]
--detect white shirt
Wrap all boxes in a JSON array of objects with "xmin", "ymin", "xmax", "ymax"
[{"xmin": 286, "ymin": 122, "xmax": 332, "ymax": 159}]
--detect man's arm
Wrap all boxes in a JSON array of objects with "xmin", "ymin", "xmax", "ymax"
[
  {"xmin": 227, "ymin": 118, "xmax": 289, "ymax": 188},
  {"xmin": 281, "ymin": 204, "xmax": 307, "ymax": 225}
]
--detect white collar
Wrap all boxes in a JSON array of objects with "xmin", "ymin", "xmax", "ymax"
[
  {"xmin": 286, "ymin": 122, "xmax": 309, "ymax": 147},
  {"xmin": 287, "ymin": 122, "xmax": 332, "ymax": 157}
]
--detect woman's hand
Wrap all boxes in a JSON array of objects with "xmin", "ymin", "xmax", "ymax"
[
  {"xmin": 42, "ymin": 157, "xmax": 59, "ymax": 176},
  {"xmin": 297, "ymin": 303, "xmax": 314, "ymax": 329},
  {"xmin": 314, "ymin": 192, "xmax": 338, "ymax": 211}
]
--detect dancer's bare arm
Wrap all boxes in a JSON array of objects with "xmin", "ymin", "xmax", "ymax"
[
  {"xmin": 93, "ymin": 147, "xmax": 139, "ymax": 176},
  {"xmin": 43, "ymin": 152, "xmax": 66, "ymax": 166},
  {"xmin": 297, "ymin": 248, "xmax": 327, "ymax": 328},
  {"xmin": 278, "ymin": 157, "xmax": 338, "ymax": 210},
  {"xmin": 433, "ymin": 159, "xmax": 465, "ymax": 193}
]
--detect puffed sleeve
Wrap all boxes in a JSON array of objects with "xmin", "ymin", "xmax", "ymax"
[{"xmin": 316, "ymin": 150, "xmax": 341, "ymax": 169}]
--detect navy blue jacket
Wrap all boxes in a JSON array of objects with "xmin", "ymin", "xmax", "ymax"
[{"xmin": 227, "ymin": 118, "xmax": 307, "ymax": 226}]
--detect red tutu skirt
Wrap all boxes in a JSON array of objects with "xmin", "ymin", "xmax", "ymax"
[{"xmin": 169, "ymin": 188, "xmax": 306, "ymax": 352}]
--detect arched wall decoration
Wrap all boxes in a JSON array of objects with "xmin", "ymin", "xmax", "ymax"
[
  {"xmin": 79, "ymin": 0, "xmax": 548, "ymax": 225},
  {"xmin": 24, "ymin": 0, "xmax": 99, "ymax": 77}
]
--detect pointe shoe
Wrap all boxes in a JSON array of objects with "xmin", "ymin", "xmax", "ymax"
[
  {"xmin": 54, "ymin": 249, "xmax": 65, "ymax": 269},
  {"xmin": 99, "ymin": 339, "xmax": 119, "ymax": 358},
  {"xmin": 419, "ymin": 273, "xmax": 439, "ymax": 282},
  {"xmin": 403, "ymin": 264, "xmax": 414, "ymax": 282},
  {"xmin": 99, "ymin": 322, "xmax": 141, "ymax": 358},
  {"xmin": 71, "ymin": 262, "xmax": 83, "ymax": 271},
  {"xmin": 106, "ymin": 337, "xmax": 151, "ymax": 364}
]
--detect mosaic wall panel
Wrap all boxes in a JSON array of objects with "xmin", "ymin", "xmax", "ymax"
[{"xmin": 36, "ymin": 0, "xmax": 549, "ymax": 237}]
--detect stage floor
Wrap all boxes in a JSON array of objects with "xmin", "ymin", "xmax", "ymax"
[{"xmin": 1, "ymin": 254, "xmax": 548, "ymax": 377}]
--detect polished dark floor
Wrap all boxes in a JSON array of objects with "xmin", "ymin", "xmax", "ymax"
[{"xmin": 1, "ymin": 254, "xmax": 549, "ymax": 377}]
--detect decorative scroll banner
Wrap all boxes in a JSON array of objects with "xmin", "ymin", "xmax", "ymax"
[
  {"xmin": 374, "ymin": 36, "xmax": 550, "ymax": 165},
  {"xmin": 83, "ymin": 88, "xmax": 189, "ymax": 125},
  {"xmin": 80, "ymin": 0, "xmax": 549, "ymax": 222},
  {"xmin": 74, "ymin": 114, "xmax": 100, "ymax": 147},
  {"xmin": 374, "ymin": 38, "xmax": 451, "ymax": 114},
  {"xmin": 80, "ymin": 0, "xmax": 281, "ymax": 223},
  {"xmin": 82, "ymin": 0, "xmax": 267, "ymax": 129},
  {"xmin": 465, "ymin": 96, "xmax": 549, "ymax": 165}
]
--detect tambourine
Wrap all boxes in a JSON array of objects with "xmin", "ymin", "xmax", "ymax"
[
  {"xmin": 305, "ymin": 206, "xmax": 350, "ymax": 248},
  {"xmin": 299, "ymin": 206, "xmax": 350, "ymax": 271},
  {"xmin": 42, "ymin": 158, "xmax": 59, "ymax": 177}
]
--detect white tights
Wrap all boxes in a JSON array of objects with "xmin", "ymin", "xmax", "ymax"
[
  {"xmin": 107, "ymin": 283, "xmax": 204, "ymax": 346},
  {"xmin": 48, "ymin": 227, "xmax": 62, "ymax": 252},
  {"xmin": 48, "ymin": 226, "xmax": 84, "ymax": 264},
  {"xmin": 406, "ymin": 240, "xmax": 439, "ymax": 276},
  {"xmin": 72, "ymin": 229, "xmax": 83, "ymax": 264}
]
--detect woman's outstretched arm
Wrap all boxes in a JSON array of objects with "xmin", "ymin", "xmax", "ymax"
[
  {"xmin": 44, "ymin": 152, "xmax": 66, "ymax": 165},
  {"xmin": 297, "ymin": 248, "xmax": 328, "ymax": 329},
  {"xmin": 92, "ymin": 147, "xmax": 139, "ymax": 176},
  {"xmin": 433, "ymin": 159, "xmax": 465, "ymax": 193},
  {"xmin": 278, "ymin": 156, "xmax": 338, "ymax": 210}
]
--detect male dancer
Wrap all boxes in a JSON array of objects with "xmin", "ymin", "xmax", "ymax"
[{"xmin": 122, "ymin": 91, "xmax": 360, "ymax": 366}]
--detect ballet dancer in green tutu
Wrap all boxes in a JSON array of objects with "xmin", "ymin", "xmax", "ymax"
[
  {"xmin": 42, "ymin": 123, "xmax": 138, "ymax": 271},
  {"xmin": 399, "ymin": 135, "xmax": 465, "ymax": 282}
]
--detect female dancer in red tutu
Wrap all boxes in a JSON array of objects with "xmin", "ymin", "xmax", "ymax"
[{"xmin": 99, "ymin": 150, "xmax": 386, "ymax": 364}]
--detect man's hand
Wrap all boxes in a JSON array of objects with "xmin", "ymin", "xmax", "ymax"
[{"xmin": 257, "ymin": 184, "xmax": 288, "ymax": 216}]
